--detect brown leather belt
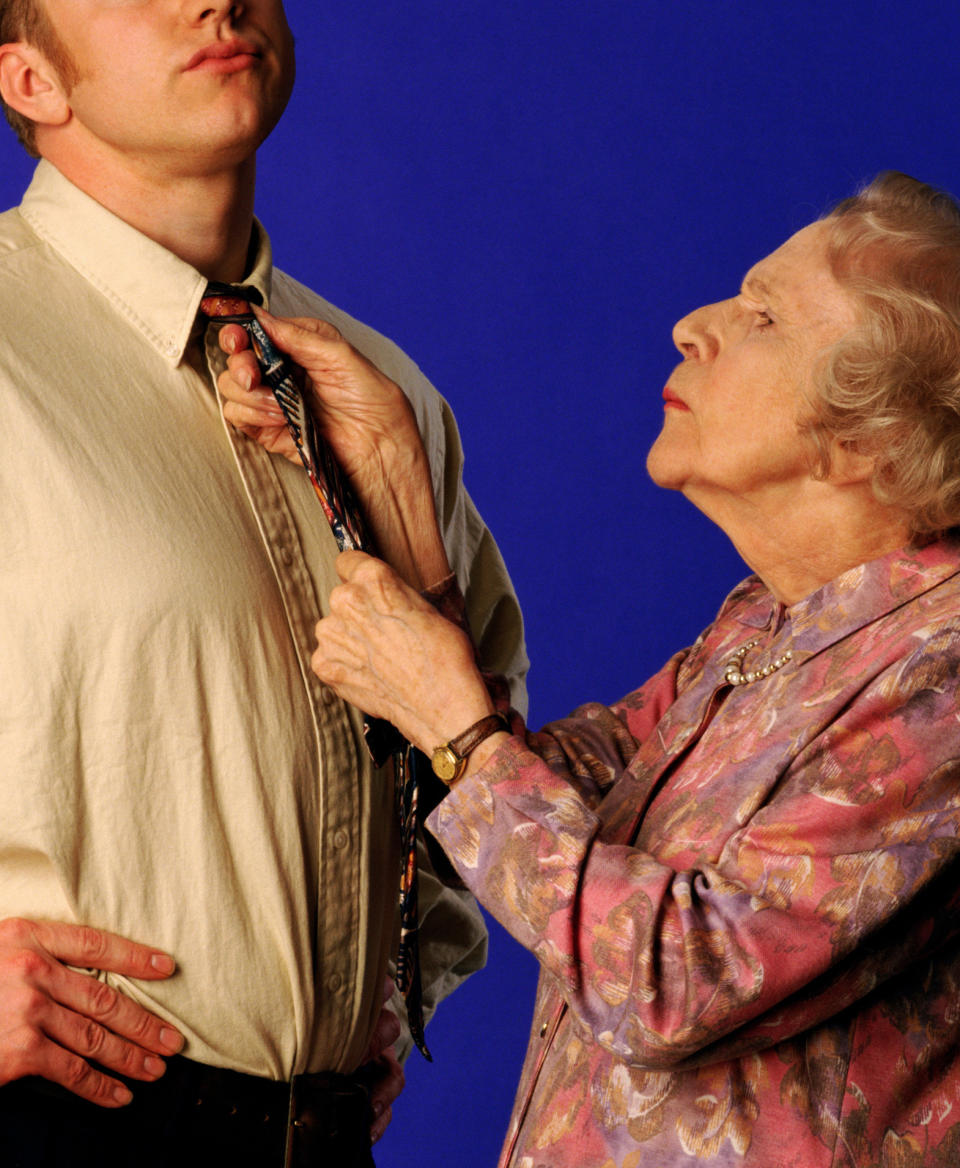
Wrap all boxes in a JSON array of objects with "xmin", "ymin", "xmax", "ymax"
[{"xmin": 1, "ymin": 1055, "xmax": 376, "ymax": 1168}]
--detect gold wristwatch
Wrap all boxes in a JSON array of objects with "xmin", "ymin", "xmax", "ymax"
[{"xmin": 430, "ymin": 712, "xmax": 510, "ymax": 785}]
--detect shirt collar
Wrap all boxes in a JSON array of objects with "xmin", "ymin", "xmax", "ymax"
[
  {"xmin": 727, "ymin": 533, "xmax": 960, "ymax": 653},
  {"xmin": 17, "ymin": 160, "xmax": 274, "ymax": 366}
]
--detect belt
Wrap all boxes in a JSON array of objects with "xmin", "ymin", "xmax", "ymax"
[{"xmin": 2, "ymin": 1055, "xmax": 376, "ymax": 1168}]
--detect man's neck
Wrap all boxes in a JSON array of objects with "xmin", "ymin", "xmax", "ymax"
[{"xmin": 38, "ymin": 145, "xmax": 258, "ymax": 283}]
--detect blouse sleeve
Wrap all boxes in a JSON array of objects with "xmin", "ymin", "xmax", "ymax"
[{"xmin": 426, "ymin": 629, "xmax": 960, "ymax": 1070}]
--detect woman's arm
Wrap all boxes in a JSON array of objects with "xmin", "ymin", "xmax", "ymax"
[
  {"xmin": 216, "ymin": 310, "xmax": 451, "ymax": 590},
  {"xmin": 309, "ymin": 551, "xmax": 960, "ymax": 1075},
  {"xmin": 427, "ymin": 632, "xmax": 960, "ymax": 1070}
]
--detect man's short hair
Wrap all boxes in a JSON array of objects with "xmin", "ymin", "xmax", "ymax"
[{"xmin": 0, "ymin": 0, "xmax": 78, "ymax": 156}]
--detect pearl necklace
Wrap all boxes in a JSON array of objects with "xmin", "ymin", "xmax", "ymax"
[{"xmin": 724, "ymin": 639, "xmax": 793, "ymax": 687}]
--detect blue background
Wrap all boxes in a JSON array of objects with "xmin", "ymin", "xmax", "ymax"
[{"xmin": 2, "ymin": 2, "xmax": 958, "ymax": 1164}]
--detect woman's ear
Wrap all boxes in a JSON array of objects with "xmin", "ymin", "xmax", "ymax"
[
  {"xmin": 0, "ymin": 42, "xmax": 71, "ymax": 131},
  {"xmin": 825, "ymin": 436, "xmax": 877, "ymax": 486}
]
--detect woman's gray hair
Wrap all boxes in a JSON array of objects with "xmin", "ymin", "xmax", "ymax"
[{"xmin": 807, "ymin": 171, "xmax": 960, "ymax": 536}]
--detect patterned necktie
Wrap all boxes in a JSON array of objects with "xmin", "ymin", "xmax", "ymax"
[{"xmin": 200, "ymin": 284, "xmax": 431, "ymax": 1060}]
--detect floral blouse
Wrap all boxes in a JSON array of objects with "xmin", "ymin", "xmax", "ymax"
[{"xmin": 427, "ymin": 537, "xmax": 960, "ymax": 1167}]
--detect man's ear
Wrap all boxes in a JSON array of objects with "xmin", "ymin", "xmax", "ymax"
[{"xmin": 0, "ymin": 42, "xmax": 71, "ymax": 129}]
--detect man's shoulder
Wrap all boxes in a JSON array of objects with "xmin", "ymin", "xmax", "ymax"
[
  {"xmin": 271, "ymin": 268, "xmax": 434, "ymax": 404},
  {"xmin": 0, "ymin": 203, "xmax": 43, "ymax": 268},
  {"xmin": 0, "ymin": 205, "xmax": 59, "ymax": 329}
]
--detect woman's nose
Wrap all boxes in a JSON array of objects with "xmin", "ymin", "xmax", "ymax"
[{"xmin": 672, "ymin": 302, "xmax": 723, "ymax": 361}]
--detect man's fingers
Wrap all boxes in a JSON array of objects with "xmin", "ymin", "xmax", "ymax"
[
  {"xmin": 15, "ymin": 932, "xmax": 185, "ymax": 1061},
  {"xmin": 0, "ymin": 919, "xmax": 185, "ymax": 1108},
  {"xmin": 51, "ymin": 963, "xmax": 184, "ymax": 1057},
  {"xmin": 2, "ymin": 919, "xmax": 176, "ymax": 982},
  {"xmin": 23, "ymin": 1039, "xmax": 136, "ymax": 1108},
  {"xmin": 362, "ymin": 1002, "xmax": 401, "ymax": 1064},
  {"xmin": 36, "ymin": 993, "xmax": 172, "ymax": 1086},
  {"xmin": 367, "ymin": 1048, "xmax": 404, "ymax": 1144}
]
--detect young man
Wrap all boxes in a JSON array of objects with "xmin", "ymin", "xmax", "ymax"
[{"xmin": 0, "ymin": 2, "xmax": 527, "ymax": 1164}]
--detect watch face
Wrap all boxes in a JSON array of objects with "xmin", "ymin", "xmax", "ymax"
[{"xmin": 431, "ymin": 745, "xmax": 461, "ymax": 784}]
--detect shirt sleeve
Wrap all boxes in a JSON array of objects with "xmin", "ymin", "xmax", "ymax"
[
  {"xmin": 389, "ymin": 833, "xmax": 489, "ymax": 1062},
  {"xmin": 281, "ymin": 282, "xmax": 531, "ymax": 1029},
  {"xmin": 426, "ymin": 632, "xmax": 960, "ymax": 1071},
  {"xmin": 423, "ymin": 392, "xmax": 529, "ymax": 714}
]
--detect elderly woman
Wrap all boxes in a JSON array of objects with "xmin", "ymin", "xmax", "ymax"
[{"xmin": 219, "ymin": 172, "xmax": 960, "ymax": 1167}]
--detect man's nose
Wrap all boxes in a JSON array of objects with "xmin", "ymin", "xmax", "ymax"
[{"xmin": 183, "ymin": 0, "xmax": 246, "ymax": 24}]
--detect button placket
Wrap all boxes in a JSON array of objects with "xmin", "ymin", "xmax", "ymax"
[{"xmin": 204, "ymin": 328, "xmax": 361, "ymax": 1065}]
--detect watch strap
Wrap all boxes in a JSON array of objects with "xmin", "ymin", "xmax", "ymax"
[{"xmin": 431, "ymin": 712, "xmax": 510, "ymax": 784}]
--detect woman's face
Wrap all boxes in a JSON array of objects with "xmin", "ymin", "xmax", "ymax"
[{"xmin": 646, "ymin": 222, "xmax": 859, "ymax": 514}]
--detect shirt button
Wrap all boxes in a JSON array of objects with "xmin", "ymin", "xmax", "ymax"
[
  {"xmin": 327, "ymin": 973, "xmax": 343, "ymax": 993},
  {"xmin": 277, "ymin": 547, "xmax": 293, "ymax": 566},
  {"xmin": 539, "ymin": 1022, "xmax": 549, "ymax": 1038},
  {"xmin": 333, "ymin": 829, "xmax": 349, "ymax": 850},
  {"xmin": 164, "ymin": 340, "xmax": 178, "ymax": 357}
]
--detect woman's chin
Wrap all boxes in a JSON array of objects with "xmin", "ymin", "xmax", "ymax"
[{"xmin": 644, "ymin": 442, "xmax": 688, "ymax": 491}]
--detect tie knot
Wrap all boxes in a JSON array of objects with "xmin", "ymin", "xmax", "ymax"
[{"xmin": 200, "ymin": 282, "xmax": 264, "ymax": 322}]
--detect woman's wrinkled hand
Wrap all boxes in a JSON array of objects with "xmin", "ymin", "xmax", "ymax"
[
  {"xmin": 312, "ymin": 551, "xmax": 494, "ymax": 753},
  {"xmin": 215, "ymin": 318, "xmax": 296, "ymax": 459},
  {"xmin": 216, "ymin": 310, "xmax": 422, "ymax": 484},
  {"xmin": 217, "ymin": 312, "xmax": 450, "ymax": 589}
]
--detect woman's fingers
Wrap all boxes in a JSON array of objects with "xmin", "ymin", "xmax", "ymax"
[
  {"xmin": 216, "ymin": 344, "xmax": 298, "ymax": 460},
  {"xmin": 312, "ymin": 554, "xmax": 494, "ymax": 750},
  {"xmin": 252, "ymin": 307, "xmax": 345, "ymax": 350}
]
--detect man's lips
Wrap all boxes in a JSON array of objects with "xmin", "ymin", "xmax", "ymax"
[
  {"xmin": 662, "ymin": 386, "xmax": 690, "ymax": 411},
  {"xmin": 184, "ymin": 41, "xmax": 261, "ymax": 73}
]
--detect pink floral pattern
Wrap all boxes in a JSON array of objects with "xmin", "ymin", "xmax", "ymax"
[{"xmin": 428, "ymin": 537, "xmax": 960, "ymax": 1167}]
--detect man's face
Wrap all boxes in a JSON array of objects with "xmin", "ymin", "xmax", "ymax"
[{"xmin": 37, "ymin": 0, "xmax": 295, "ymax": 173}]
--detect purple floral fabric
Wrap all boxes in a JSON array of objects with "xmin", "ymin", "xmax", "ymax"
[{"xmin": 428, "ymin": 537, "xmax": 960, "ymax": 1167}]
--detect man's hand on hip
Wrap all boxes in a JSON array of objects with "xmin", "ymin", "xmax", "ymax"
[
  {"xmin": 361, "ymin": 977, "xmax": 406, "ymax": 1145},
  {"xmin": 0, "ymin": 918, "xmax": 183, "ymax": 1107}
]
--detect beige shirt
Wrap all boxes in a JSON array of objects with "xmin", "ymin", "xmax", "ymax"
[{"xmin": 0, "ymin": 161, "xmax": 528, "ymax": 1078}]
